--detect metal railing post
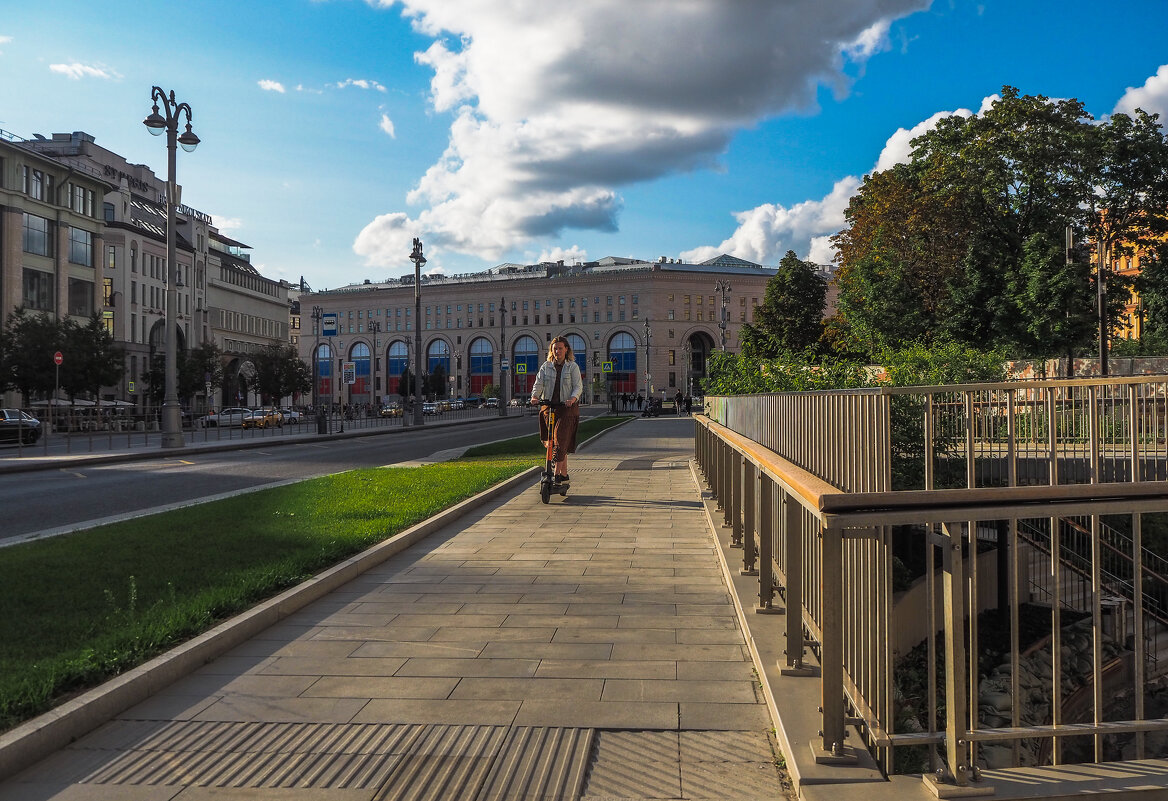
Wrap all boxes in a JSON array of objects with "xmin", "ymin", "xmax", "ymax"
[
  {"xmin": 815, "ymin": 522, "xmax": 853, "ymax": 763},
  {"xmin": 743, "ymin": 460, "xmax": 758, "ymax": 575},
  {"xmin": 782, "ymin": 491, "xmax": 811, "ymax": 672}
]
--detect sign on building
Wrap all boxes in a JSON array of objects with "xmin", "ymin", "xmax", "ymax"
[{"xmin": 343, "ymin": 362, "xmax": 356, "ymax": 385}]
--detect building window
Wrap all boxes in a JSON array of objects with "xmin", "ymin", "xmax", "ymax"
[
  {"xmin": 22, "ymin": 213, "xmax": 52, "ymax": 256},
  {"xmin": 107, "ymin": 246, "xmax": 117, "ymax": 271},
  {"xmin": 683, "ymin": 295, "xmax": 690, "ymax": 305},
  {"xmin": 667, "ymin": 310, "xmax": 675, "ymax": 320},
  {"xmin": 69, "ymin": 227, "xmax": 94, "ymax": 266},
  {"xmin": 22, "ymin": 269, "xmax": 53, "ymax": 310},
  {"xmin": 68, "ymin": 278, "xmax": 94, "ymax": 317},
  {"xmin": 71, "ymin": 184, "xmax": 95, "ymax": 216},
  {"xmin": 669, "ymin": 350, "xmax": 675, "ymax": 365}
]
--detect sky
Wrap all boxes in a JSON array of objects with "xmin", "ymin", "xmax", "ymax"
[{"xmin": 3, "ymin": 0, "xmax": 1167, "ymax": 292}]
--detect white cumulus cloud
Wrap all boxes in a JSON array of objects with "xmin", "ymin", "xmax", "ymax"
[
  {"xmin": 379, "ymin": 113, "xmax": 396, "ymax": 138},
  {"xmin": 536, "ymin": 245, "xmax": 588, "ymax": 265},
  {"xmin": 50, "ymin": 62, "xmax": 121, "ymax": 80},
  {"xmin": 682, "ymin": 96, "xmax": 997, "ymax": 266},
  {"xmin": 1114, "ymin": 64, "xmax": 1168, "ymax": 119},
  {"xmin": 258, "ymin": 79, "xmax": 286, "ymax": 93},
  {"xmin": 354, "ymin": 0, "xmax": 930, "ymax": 271},
  {"xmin": 337, "ymin": 78, "xmax": 387, "ymax": 92}
]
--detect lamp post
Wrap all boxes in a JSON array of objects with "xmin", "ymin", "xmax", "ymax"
[
  {"xmin": 643, "ymin": 318, "xmax": 652, "ymax": 401},
  {"xmin": 683, "ymin": 341, "xmax": 692, "ymax": 398},
  {"xmin": 311, "ymin": 305, "xmax": 328, "ymax": 434},
  {"xmin": 1098, "ymin": 238, "xmax": 1109, "ymax": 376},
  {"xmin": 369, "ymin": 321, "xmax": 382, "ymax": 409},
  {"xmin": 144, "ymin": 86, "xmax": 200, "ymax": 449},
  {"xmin": 409, "ymin": 238, "xmax": 426, "ymax": 426},
  {"xmin": 714, "ymin": 279, "xmax": 732, "ymax": 351},
  {"xmin": 499, "ymin": 295, "xmax": 508, "ymax": 417}
]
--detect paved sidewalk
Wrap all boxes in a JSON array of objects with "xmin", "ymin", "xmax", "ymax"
[{"xmin": 0, "ymin": 417, "xmax": 789, "ymax": 801}]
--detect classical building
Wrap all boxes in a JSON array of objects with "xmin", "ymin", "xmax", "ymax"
[
  {"xmin": 0, "ymin": 131, "xmax": 111, "ymax": 405},
  {"xmin": 12, "ymin": 131, "xmax": 291, "ymax": 411},
  {"xmin": 298, "ymin": 255, "xmax": 778, "ymax": 407}
]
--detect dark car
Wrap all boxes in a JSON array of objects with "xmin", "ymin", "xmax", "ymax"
[{"xmin": 0, "ymin": 409, "xmax": 42, "ymax": 444}]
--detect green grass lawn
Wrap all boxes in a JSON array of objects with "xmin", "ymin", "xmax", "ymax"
[
  {"xmin": 0, "ymin": 415, "xmax": 629, "ymax": 732},
  {"xmin": 0, "ymin": 457, "xmax": 538, "ymax": 731}
]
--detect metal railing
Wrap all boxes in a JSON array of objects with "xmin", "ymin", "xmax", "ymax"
[{"xmin": 696, "ymin": 375, "xmax": 1168, "ymax": 796}]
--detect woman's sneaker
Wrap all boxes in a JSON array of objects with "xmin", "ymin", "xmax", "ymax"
[{"xmin": 555, "ymin": 473, "xmax": 569, "ymax": 485}]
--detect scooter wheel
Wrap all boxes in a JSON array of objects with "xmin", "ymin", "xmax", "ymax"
[{"xmin": 540, "ymin": 481, "xmax": 551, "ymax": 504}]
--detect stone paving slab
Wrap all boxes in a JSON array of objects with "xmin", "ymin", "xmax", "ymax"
[{"xmin": 0, "ymin": 418, "xmax": 790, "ymax": 800}]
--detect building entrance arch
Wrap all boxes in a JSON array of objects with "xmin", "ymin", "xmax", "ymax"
[
  {"xmin": 469, "ymin": 337, "xmax": 493, "ymax": 396},
  {"xmin": 349, "ymin": 342, "xmax": 372, "ymax": 407}
]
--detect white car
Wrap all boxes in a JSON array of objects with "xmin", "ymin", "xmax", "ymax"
[
  {"xmin": 200, "ymin": 407, "xmax": 252, "ymax": 427},
  {"xmin": 279, "ymin": 408, "xmax": 302, "ymax": 424}
]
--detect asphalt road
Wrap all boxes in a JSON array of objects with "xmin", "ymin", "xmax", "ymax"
[{"xmin": 0, "ymin": 410, "xmax": 601, "ymax": 545}]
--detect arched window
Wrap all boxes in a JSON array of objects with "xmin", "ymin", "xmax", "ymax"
[
  {"xmin": 469, "ymin": 337, "xmax": 493, "ymax": 395},
  {"xmin": 427, "ymin": 339, "xmax": 451, "ymax": 374},
  {"xmin": 349, "ymin": 342, "xmax": 372, "ymax": 403},
  {"xmin": 513, "ymin": 335, "xmax": 539, "ymax": 394},
  {"xmin": 387, "ymin": 340, "xmax": 407, "ymax": 396},
  {"xmin": 608, "ymin": 331, "xmax": 637, "ymax": 393}
]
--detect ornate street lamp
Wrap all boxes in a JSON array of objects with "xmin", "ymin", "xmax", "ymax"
[
  {"xmin": 499, "ymin": 294, "xmax": 508, "ymax": 417},
  {"xmin": 409, "ymin": 238, "xmax": 426, "ymax": 426},
  {"xmin": 311, "ymin": 305, "xmax": 328, "ymax": 434},
  {"xmin": 369, "ymin": 321, "xmax": 382, "ymax": 409},
  {"xmin": 714, "ymin": 279, "xmax": 732, "ymax": 351},
  {"xmin": 144, "ymin": 86, "xmax": 200, "ymax": 448},
  {"xmin": 643, "ymin": 317, "xmax": 652, "ymax": 401}
]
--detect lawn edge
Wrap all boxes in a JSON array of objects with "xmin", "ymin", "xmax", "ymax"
[{"xmin": 0, "ymin": 463, "xmax": 541, "ymax": 783}]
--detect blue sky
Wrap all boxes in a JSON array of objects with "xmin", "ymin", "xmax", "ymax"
[{"xmin": 3, "ymin": 1, "xmax": 1167, "ymax": 291}]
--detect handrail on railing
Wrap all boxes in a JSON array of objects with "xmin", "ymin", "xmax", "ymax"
[{"xmin": 694, "ymin": 383, "xmax": 1168, "ymax": 797}]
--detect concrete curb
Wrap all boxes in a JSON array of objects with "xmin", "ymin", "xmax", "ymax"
[{"xmin": 0, "ymin": 463, "xmax": 541, "ymax": 783}]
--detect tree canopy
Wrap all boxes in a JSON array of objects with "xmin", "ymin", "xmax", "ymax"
[{"xmin": 830, "ymin": 86, "xmax": 1168, "ymax": 361}]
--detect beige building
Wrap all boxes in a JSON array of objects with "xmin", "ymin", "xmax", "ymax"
[
  {"xmin": 299, "ymin": 255, "xmax": 776, "ymax": 407},
  {"xmin": 0, "ymin": 132, "xmax": 111, "ymax": 405},
  {"xmin": 15, "ymin": 131, "xmax": 291, "ymax": 411}
]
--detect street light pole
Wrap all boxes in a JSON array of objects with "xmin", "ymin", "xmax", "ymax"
[
  {"xmin": 410, "ymin": 238, "xmax": 426, "ymax": 426},
  {"xmin": 714, "ymin": 279, "xmax": 732, "ymax": 351},
  {"xmin": 499, "ymin": 294, "xmax": 508, "ymax": 417},
  {"xmin": 369, "ymin": 321, "xmax": 382, "ymax": 409},
  {"xmin": 311, "ymin": 305, "xmax": 326, "ymax": 433},
  {"xmin": 144, "ymin": 86, "xmax": 200, "ymax": 449},
  {"xmin": 1098, "ymin": 238, "xmax": 1109, "ymax": 376},
  {"xmin": 643, "ymin": 318, "xmax": 652, "ymax": 402}
]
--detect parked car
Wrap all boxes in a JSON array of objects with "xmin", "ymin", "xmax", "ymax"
[
  {"xmin": 450, "ymin": 398, "xmax": 465, "ymax": 410},
  {"xmin": 466, "ymin": 396, "xmax": 484, "ymax": 408},
  {"xmin": 279, "ymin": 408, "xmax": 302, "ymax": 424},
  {"xmin": 242, "ymin": 408, "xmax": 283, "ymax": 429},
  {"xmin": 200, "ymin": 407, "xmax": 251, "ymax": 428},
  {"xmin": 508, "ymin": 397, "xmax": 523, "ymax": 407},
  {"xmin": 0, "ymin": 409, "xmax": 42, "ymax": 444},
  {"xmin": 484, "ymin": 397, "xmax": 499, "ymax": 408},
  {"xmin": 379, "ymin": 403, "xmax": 403, "ymax": 418},
  {"xmin": 422, "ymin": 402, "xmax": 440, "ymax": 415}
]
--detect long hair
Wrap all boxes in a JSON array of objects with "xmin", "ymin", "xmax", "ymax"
[{"xmin": 547, "ymin": 335, "xmax": 574, "ymax": 363}]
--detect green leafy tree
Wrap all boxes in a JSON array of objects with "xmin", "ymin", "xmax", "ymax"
[
  {"xmin": 481, "ymin": 382, "xmax": 499, "ymax": 399},
  {"xmin": 740, "ymin": 250, "xmax": 827, "ymax": 357},
  {"xmin": 60, "ymin": 315, "xmax": 124, "ymax": 402},
  {"xmin": 180, "ymin": 343, "xmax": 225, "ymax": 401},
  {"xmin": 252, "ymin": 344, "xmax": 310, "ymax": 405},
  {"xmin": 1, "ymin": 310, "xmax": 63, "ymax": 404}
]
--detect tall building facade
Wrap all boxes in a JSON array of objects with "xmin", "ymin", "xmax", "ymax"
[
  {"xmin": 0, "ymin": 131, "xmax": 111, "ymax": 406},
  {"xmin": 298, "ymin": 255, "xmax": 777, "ymax": 407},
  {"xmin": 9, "ymin": 131, "xmax": 290, "ymax": 411}
]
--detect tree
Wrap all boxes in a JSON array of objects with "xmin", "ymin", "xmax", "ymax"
[
  {"xmin": 832, "ymin": 86, "xmax": 1168, "ymax": 361},
  {"xmin": 481, "ymin": 382, "xmax": 499, "ymax": 399},
  {"xmin": 398, "ymin": 366, "xmax": 415, "ymax": 399},
  {"xmin": 180, "ymin": 343, "xmax": 225, "ymax": 401},
  {"xmin": 60, "ymin": 315, "xmax": 124, "ymax": 402},
  {"xmin": 252, "ymin": 344, "xmax": 310, "ymax": 405},
  {"xmin": 740, "ymin": 250, "xmax": 827, "ymax": 357},
  {"xmin": 1, "ymin": 310, "xmax": 64, "ymax": 404}
]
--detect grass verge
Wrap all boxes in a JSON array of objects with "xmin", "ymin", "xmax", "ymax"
[
  {"xmin": 0, "ymin": 456, "xmax": 536, "ymax": 731},
  {"xmin": 463, "ymin": 414, "xmax": 627, "ymax": 457}
]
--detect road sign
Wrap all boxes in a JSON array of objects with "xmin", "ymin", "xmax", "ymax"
[
  {"xmin": 322, "ymin": 313, "xmax": 339, "ymax": 337},
  {"xmin": 602, "ymin": 361, "xmax": 613, "ymax": 373},
  {"xmin": 501, "ymin": 359, "xmax": 510, "ymax": 372},
  {"xmin": 53, "ymin": 351, "xmax": 63, "ymax": 366},
  {"xmin": 343, "ymin": 362, "xmax": 356, "ymax": 385},
  {"xmin": 515, "ymin": 363, "xmax": 527, "ymax": 375}
]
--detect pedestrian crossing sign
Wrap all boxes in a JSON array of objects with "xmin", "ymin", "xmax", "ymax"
[
  {"xmin": 602, "ymin": 361, "xmax": 613, "ymax": 373},
  {"xmin": 516, "ymin": 364, "xmax": 527, "ymax": 375}
]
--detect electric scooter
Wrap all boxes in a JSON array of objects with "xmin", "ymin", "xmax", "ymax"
[{"xmin": 538, "ymin": 400, "xmax": 568, "ymax": 504}]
